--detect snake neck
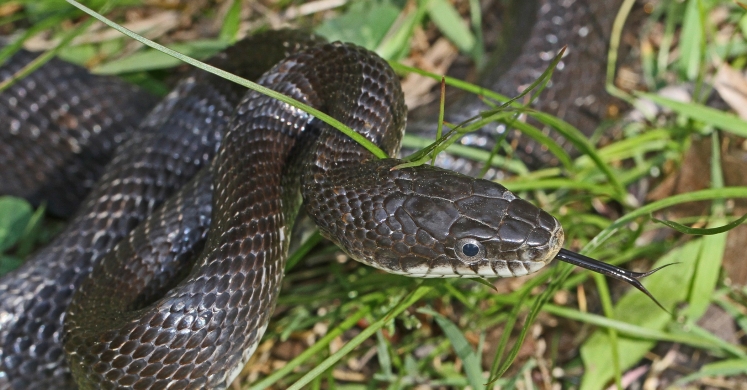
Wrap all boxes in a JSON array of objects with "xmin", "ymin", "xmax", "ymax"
[
  {"xmin": 298, "ymin": 45, "xmax": 563, "ymax": 280},
  {"xmin": 63, "ymin": 42, "xmax": 407, "ymax": 389}
]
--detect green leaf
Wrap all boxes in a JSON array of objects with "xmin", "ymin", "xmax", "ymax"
[
  {"xmin": 579, "ymin": 239, "xmax": 700, "ymax": 390},
  {"xmin": 426, "ymin": 0, "xmax": 476, "ymax": 54},
  {"xmin": 419, "ymin": 308, "xmax": 484, "ymax": 390},
  {"xmin": 93, "ymin": 40, "xmax": 229, "ymax": 74},
  {"xmin": 375, "ymin": 330, "xmax": 394, "ymax": 378},
  {"xmin": 675, "ymin": 359, "xmax": 747, "ymax": 385},
  {"xmin": 0, "ymin": 196, "xmax": 33, "ymax": 253},
  {"xmin": 685, "ymin": 221, "xmax": 727, "ymax": 319},
  {"xmin": 636, "ymin": 92, "xmax": 747, "ymax": 137},
  {"xmin": 315, "ymin": 0, "xmax": 400, "ymax": 50},
  {"xmin": 219, "ymin": 0, "xmax": 242, "ymax": 43},
  {"xmin": 376, "ymin": 6, "xmax": 426, "ymax": 60},
  {"xmin": 0, "ymin": 255, "xmax": 24, "ymax": 277},
  {"xmin": 679, "ymin": 0, "xmax": 703, "ymax": 80},
  {"xmin": 544, "ymin": 303, "xmax": 739, "ymax": 352}
]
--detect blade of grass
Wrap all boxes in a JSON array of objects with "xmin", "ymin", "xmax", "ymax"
[
  {"xmin": 286, "ymin": 285, "xmax": 433, "ymax": 390},
  {"xmin": 247, "ymin": 305, "xmax": 371, "ymax": 390},
  {"xmin": 431, "ymin": 77, "xmax": 446, "ymax": 166},
  {"xmin": 674, "ymin": 359, "xmax": 747, "ymax": 385},
  {"xmin": 375, "ymin": 330, "xmax": 393, "ymax": 379},
  {"xmin": 397, "ymin": 45, "xmax": 566, "ymax": 169},
  {"xmin": 285, "ymin": 231, "xmax": 323, "ymax": 271},
  {"xmin": 389, "ymin": 62, "xmax": 627, "ymax": 199},
  {"xmin": 65, "ymin": 0, "xmax": 388, "ymax": 160},
  {"xmin": 636, "ymin": 92, "xmax": 747, "ymax": 137},
  {"xmin": 401, "ymin": 134, "xmax": 529, "ymax": 174},
  {"xmin": 584, "ymin": 187, "xmax": 747, "ymax": 254},
  {"xmin": 467, "ymin": 0, "xmax": 484, "ymax": 68},
  {"xmin": 0, "ymin": 10, "xmax": 98, "ymax": 92},
  {"xmin": 683, "ymin": 131, "xmax": 727, "ymax": 320},
  {"xmin": 543, "ymin": 304, "xmax": 743, "ymax": 354},
  {"xmin": 486, "ymin": 272, "xmax": 548, "ymax": 384},
  {"xmin": 490, "ymin": 263, "xmax": 569, "ymax": 381},
  {"xmin": 0, "ymin": 11, "xmax": 74, "ymax": 64},
  {"xmin": 651, "ymin": 214, "xmax": 747, "ymax": 235},
  {"xmin": 591, "ymin": 273, "xmax": 623, "ymax": 390},
  {"xmin": 679, "ymin": 0, "xmax": 704, "ymax": 81},
  {"xmin": 219, "ymin": 0, "xmax": 242, "ymax": 43},
  {"xmin": 419, "ymin": 308, "xmax": 484, "ymax": 390},
  {"xmin": 579, "ymin": 239, "xmax": 698, "ymax": 390},
  {"xmin": 425, "ymin": 0, "xmax": 476, "ymax": 55},
  {"xmin": 606, "ymin": 0, "xmax": 636, "ymax": 101}
]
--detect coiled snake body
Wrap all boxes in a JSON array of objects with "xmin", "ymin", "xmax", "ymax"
[{"xmin": 1, "ymin": 1, "xmax": 660, "ymax": 389}]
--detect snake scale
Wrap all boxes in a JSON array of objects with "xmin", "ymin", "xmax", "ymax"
[{"xmin": 0, "ymin": 1, "xmax": 663, "ymax": 389}]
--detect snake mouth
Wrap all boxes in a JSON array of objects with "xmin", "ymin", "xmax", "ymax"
[{"xmin": 521, "ymin": 221, "xmax": 564, "ymax": 273}]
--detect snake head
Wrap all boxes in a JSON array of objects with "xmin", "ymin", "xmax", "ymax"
[{"xmin": 305, "ymin": 158, "xmax": 564, "ymax": 278}]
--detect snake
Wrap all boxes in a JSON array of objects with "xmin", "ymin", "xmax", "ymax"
[{"xmin": 0, "ymin": 1, "xmax": 666, "ymax": 389}]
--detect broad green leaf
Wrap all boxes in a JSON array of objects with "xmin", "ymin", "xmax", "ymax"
[
  {"xmin": 0, "ymin": 196, "xmax": 33, "ymax": 253},
  {"xmin": 55, "ymin": 44, "xmax": 98, "ymax": 65},
  {"xmin": 0, "ymin": 255, "xmax": 23, "ymax": 277},
  {"xmin": 685, "ymin": 222, "xmax": 726, "ymax": 319},
  {"xmin": 579, "ymin": 239, "xmax": 700, "ymax": 390},
  {"xmin": 315, "ymin": 0, "xmax": 400, "ymax": 50}
]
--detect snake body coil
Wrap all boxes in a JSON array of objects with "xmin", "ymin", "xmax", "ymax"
[
  {"xmin": 0, "ymin": 1, "xmax": 659, "ymax": 388},
  {"xmin": 0, "ymin": 33, "xmax": 563, "ymax": 390},
  {"xmin": 0, "ymin": 32, "xmax": 326, "ymax": 389}
]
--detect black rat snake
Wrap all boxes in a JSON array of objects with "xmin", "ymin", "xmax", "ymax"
[{"xmin": 0, "ymin": 1, "xmax": 663, "ymax": 389}]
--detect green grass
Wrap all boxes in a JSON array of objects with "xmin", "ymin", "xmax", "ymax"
[{"xmin": 2, "ymin": 0, "xmax": 747, "ymax": 389}]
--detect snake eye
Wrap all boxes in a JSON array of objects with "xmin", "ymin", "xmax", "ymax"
[{"xmin": 455, "ymin": 238, "xmax": 485, "ymax": 262}]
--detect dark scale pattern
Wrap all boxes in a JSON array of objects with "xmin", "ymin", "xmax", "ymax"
[
  {"xmin": 408, "ymin": 0, "xmax": 623, "ymax": 172},
  {"xmin": 0, "ymin": 48, "xmax": 158, "ymax": 216},
  {"xmin": 63, "ymin": 43, "xmax": 408, "ymax": 389},
  {"xmin": 304, "ymin": 158, "xmax": 563, "ymax": 279},
  {"xmin": 1, "ymin": 23, "xmax": 589, "ymax": 389},
  {"xmin": 0, "ymin": 31, "xmax": 325, "ymax": 389}
]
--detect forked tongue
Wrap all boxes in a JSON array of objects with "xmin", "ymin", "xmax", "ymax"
[{"xmin": 554, "ymin": 248, "xmax": 675, "ymax": 312}]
